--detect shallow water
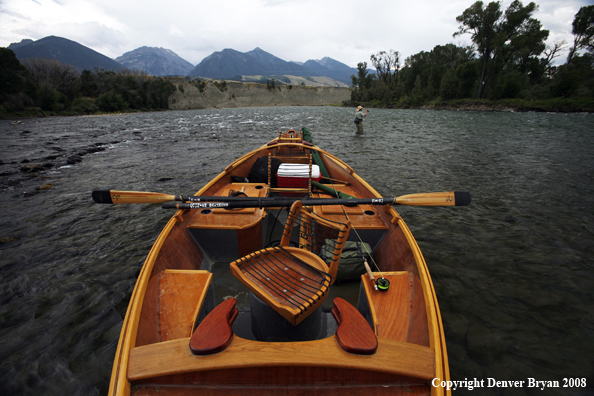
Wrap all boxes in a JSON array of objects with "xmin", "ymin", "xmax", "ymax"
[{"xmin": 0, "ymin": 107, "xmax": 593, "ymax": 395}]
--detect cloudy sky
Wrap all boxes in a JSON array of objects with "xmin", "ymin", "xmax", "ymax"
[{"xmin": 0, "ymin": 0, "xmax": 590, "ymax": 68}]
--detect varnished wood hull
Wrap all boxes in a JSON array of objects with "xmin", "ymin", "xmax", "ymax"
[{"xmin": 108, "ymin": 132, "xmax": 451, "ymax": 396}]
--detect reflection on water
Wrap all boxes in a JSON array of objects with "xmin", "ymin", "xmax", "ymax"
[{"xmin": 0, "ymin": 108, "xmax": 592, "ymax": 395}]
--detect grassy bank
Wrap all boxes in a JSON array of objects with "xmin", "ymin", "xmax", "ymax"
[
  {"xmin": 3, "ymin": 98, "xmax": 594, "ymax": 120},
  {"xmin": 425, "ymin": 98, "xmax": 594, "ymax": 112},
  {"xmin": 0, "ymin": 106, "xmax": 162, "ymax": 120},
  {"xmin": 350, "ymin": 97, "xmax": 594, "ymax": 113}
]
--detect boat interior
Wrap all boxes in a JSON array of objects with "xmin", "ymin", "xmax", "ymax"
[{"xmin": 115, "ymin": 130, "xmax": 445, "ymax": 395}]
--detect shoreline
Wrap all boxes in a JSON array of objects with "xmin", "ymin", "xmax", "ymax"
[
  {"xmin": 2, "ymin": 98, "xmax": 593, "ymax": 121},
  {"xmin": 362, "ymin": 98, "xmax": 594, "ymax": 113}
]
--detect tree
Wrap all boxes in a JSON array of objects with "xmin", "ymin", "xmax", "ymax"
[
  {"xmin": 0, "ymin": 48, "xmax": 29, "ymax": 96},
  {"xmin": 21, "ymin": 58, "xmax": 80, "ymax": 100},
  {"xmin": 0, "ymin": 49, "xmax": 35, "ymax": 112},
  {"xmin": 370, "ymin": 50, "xmax": 400, "ymax": 87},
  {"xmin": 456, "ymin": 60, "xmax": 479, "ymax": 98},
  {"xmin": 440, "ymin": 69, "xmax": 459, "ymax": 100},
  {"xmin": 567, "ymin": 5, "xmax": 594, "ymax": 64},
  {"xmin": 542, "ymin": 40, "xmax": 567, "ymax": 77},
  {"xmin": 400, "ymin": 44, "xmax": 474, "ymax": 100},
  {"xmin": 96, "ymin": 91, "xmax": 128, "ymax": 112},
  {"xmin": 352, "ymin": 62, "xmax": 373, "ymax": 89},
  {"xmin": 454, "ymin": 0, "xmax": 548, "ymax": 98},
  {"xmin": 351, "ymin": 62, "xmax": 376, "ymax": 103},
  {"xmin": 454, "ymin": 1, "xmax": 502, "ymax": 98}
]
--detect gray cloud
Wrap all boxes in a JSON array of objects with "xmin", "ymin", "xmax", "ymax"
[{"xmin": 0, "ymin": 0, "xmax": 590, "ymax": 67}]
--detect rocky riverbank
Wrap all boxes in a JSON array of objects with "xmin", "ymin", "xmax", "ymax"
[
  {"xmin": 167, "ymin": 78, "xmax": 351, "ymax": 110},
  {"xmin": 407, "ymin": 98, "xmax": 594, "ymax": 112},
  {"xmin": 0, "ymin": 125, "xmax": 125, "ymax": 198}
]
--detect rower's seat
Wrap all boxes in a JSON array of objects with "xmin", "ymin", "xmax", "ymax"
[{"xmin": 230, "ymin": 201, "xmax": 352, "ymax": 326}]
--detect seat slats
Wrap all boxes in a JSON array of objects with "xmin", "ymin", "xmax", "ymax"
[{"xmin": 235, "ymin": 247, "xmax": 330, "ymax": 310}]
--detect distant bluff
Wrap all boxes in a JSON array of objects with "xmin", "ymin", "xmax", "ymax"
[{"xmin": 166, "ymin": 78, "xmax": 351, "ymax": 110}]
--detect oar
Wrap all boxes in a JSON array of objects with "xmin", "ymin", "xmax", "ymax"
[
  {"xmin": 161, "ymin": 191, "xmax": 471, "ymax": 210},
  {"xmin": 93, "ymin": 189, "xmax": 471, "ymax": 207}
]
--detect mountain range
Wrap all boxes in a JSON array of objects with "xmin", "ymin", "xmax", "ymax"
[
  {"xmin": 8, "ymin": 36, "xmax": 124, "ymax": 72},
  {"xmin": 116, "ymin": 46, "xmax": 195, "ymax": 77},
  {"xmin": 187, "ymin": 47, "xmax": 356, "ymax": 85},
  {"xmin": 6, "ymin": 36, "xmax": 357, "ymax": 85}
]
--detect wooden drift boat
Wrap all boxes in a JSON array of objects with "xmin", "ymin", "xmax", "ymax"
[{"xmin": 99, "ymin": 128, "xmax": 466, "ymax": 396}]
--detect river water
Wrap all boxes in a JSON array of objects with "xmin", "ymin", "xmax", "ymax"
[{"xmin": 0, "ymin": 107, "xmax": 592, "ymax": 395}]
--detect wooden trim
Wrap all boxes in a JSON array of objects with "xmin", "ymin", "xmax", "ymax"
[
  {"xmin": 330, "ymin": 156, "xmax": 448, "ymax": 395},
  {"xmin": 127, "ymin": 335, "xmax": 435, "ymax": 382}
]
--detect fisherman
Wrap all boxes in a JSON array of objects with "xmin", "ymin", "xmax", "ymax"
[{"xmin": 354, "ymin": 105, "xmax": 369, "ymax": 133}]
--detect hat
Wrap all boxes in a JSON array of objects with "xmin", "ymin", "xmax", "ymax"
[{"xmin": 357, "ymin": 106, "xmax": 363, "ymax": 111}]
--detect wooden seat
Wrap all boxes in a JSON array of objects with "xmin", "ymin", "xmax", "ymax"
[
  {"xmin": 189, "ymin": 298, "xmax": 238, "ymax": 356},
  {"xmin": 332, "ymin": 297, "xmax": 377, "ymax": 355},
  {"xmin": 230, "ymin": 201, "xmax": 351, "ymax": 326},
  {"xmin": 361, "ymin": 271, "xmax": 430, "ymax": 346}
]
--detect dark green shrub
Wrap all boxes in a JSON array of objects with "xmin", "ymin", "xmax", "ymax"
[
  {"xmin": 96, "ymin": 91, "xmax": 129, "ymax": 112},
  {"xmin": 70, "ymin": 98, "xmax": 99, "ymax": 114}
]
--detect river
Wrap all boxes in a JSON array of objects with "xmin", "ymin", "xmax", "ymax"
[{"xmin": 0, "ymin": 107, "xmax": 592, "ymax": 395}]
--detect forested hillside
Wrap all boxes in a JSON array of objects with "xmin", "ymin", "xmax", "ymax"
[
  {"xmin": 349, "ymin": 2, "xmax": 594, "ymax": 111},
  {"xmin": 0, "ymin": 52, "xmax": 175, "ymax": 117}
]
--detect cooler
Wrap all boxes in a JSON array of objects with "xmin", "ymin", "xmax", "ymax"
[{"xmin": 276, "ymin": 164, "xmax": 321, "ymax": 196}]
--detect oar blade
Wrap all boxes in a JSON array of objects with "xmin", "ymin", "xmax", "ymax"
[
  {"xmin": 92, "ymin": 190, "xmax": 177, "ymax": 204},
  {"xmin": 394, "ymin": 191, "xmax": 471, "ymax": 206}
]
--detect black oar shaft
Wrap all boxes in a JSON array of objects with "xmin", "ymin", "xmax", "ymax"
[{"xmin": 93, "ymin": 190, "xmax": 470, "ymax": 207}]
